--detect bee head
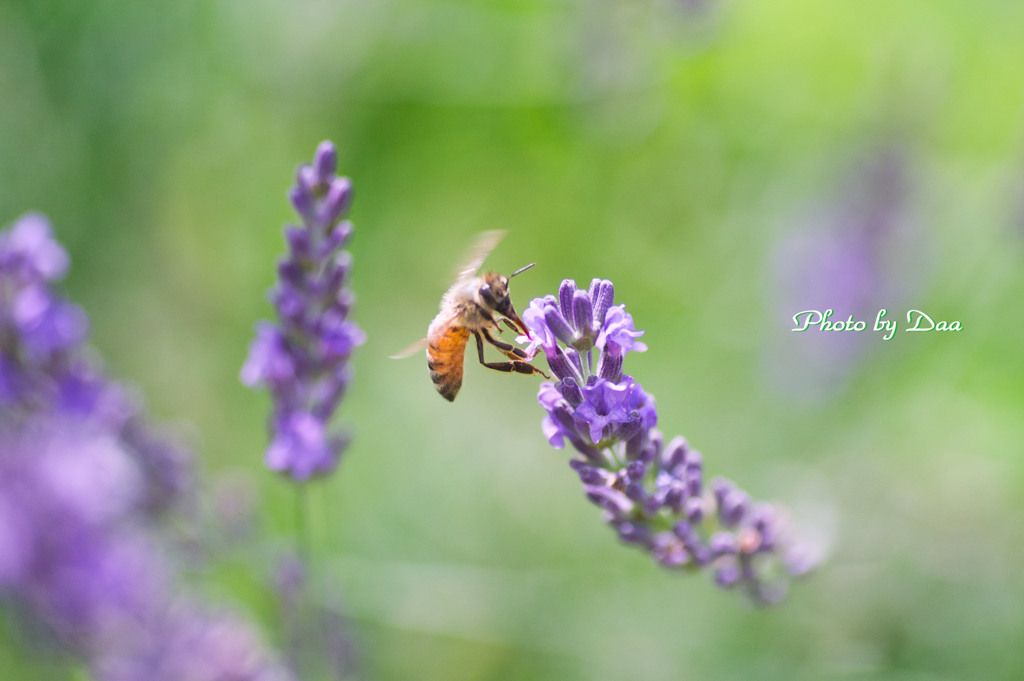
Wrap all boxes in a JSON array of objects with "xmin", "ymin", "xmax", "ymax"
[
  {"xmin": 479, "ymin": 266, "xmax": 533, "ymax": 335},
  {"xmin": 478, "ymin": 272, "xmax": 510, "ymax": 313}
]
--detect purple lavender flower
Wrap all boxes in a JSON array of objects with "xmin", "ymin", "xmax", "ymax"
[
  {"xmin": 0, "ymin": 214, "xmax": 88, "ymax": 394},
  {"xmin": 0, "ymin": 214, "xmax": 296, "ymax": 679},
  {"xmin": 92, "ymin": 600, "xmax": 297, "ymax": 681},
  {"xmin": 0, "ymin": 214, "xmax": 191, "ymax": 514},
  {"xmin": 0, "ymin": 212, "xmax": 70, "ymax": 281},
  {"xmin": 273, "ymin": 552, "xmax": 359, "ymax": 680},
  {"xmin": 524, "ymin": 279, "xmax": 815, "ymax": 604},
  {"xmin": 242, "ymin": 141, "xmax": 365, "ymax": 481},
  {"xmin": 769, "ymin": 149, "xmax": 918, "ymax": 398}
]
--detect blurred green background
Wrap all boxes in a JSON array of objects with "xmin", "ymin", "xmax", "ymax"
[{"xmin": 3, "ymin": 0, "xmax": 1024, "ymax": 679}]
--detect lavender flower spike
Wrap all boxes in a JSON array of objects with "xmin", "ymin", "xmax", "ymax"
[
  {"xmin": 524, "ymin": 279, "xmax": 816, "ymax": 604},
  {"xmin": 0, "ymin": 214, "xmax": 295, "ymax": 679},
  {"xmin": 242, "ymin": 141, "xmax": 365, "ymax": 481}
]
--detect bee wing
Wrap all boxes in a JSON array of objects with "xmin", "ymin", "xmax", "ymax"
[
  {"xmin": 394, "ymin": 232, "xmax": 504, "ymax": 361},
  {"xmin": 453, "ymin": 230, "xmax": 506, "ymax": 284},
  {"xmin": 389, "ymin": 338, "xmax": 428, "ymax": 360}
]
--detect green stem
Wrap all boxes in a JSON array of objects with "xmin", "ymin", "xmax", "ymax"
[{"xmin": 295, "ymin": 482, "xmax": 311, "ymax": 568}]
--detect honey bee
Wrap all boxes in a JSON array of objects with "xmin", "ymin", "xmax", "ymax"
[{"xmin": 393, "ymin": 231, "xmax": 549, "ymax": 401}]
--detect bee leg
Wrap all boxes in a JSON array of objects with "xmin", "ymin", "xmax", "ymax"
[
  {"xmin": 480, "ymin": 328, "xmax": 531, "ymax": 360},
  {"xmin": 475, "ymin": 331, "xmax": 551, "ymax": 379}
]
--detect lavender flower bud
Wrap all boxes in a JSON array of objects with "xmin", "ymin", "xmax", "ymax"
[
  {"xmin": 663, "ymin": 436, "xmax": 689, "ymax": 471},
  {"xmin": 672, "ymin": 520, "xmax": 697, "ymax": 543},
  {"xmin": 710, "ymin": 531, "xmax": 738, "ymax": 556},
  {"xmin": 643, "ymin": 493, "xmax": 664, "ymax": 516},
  {"xmin": 575, "ymin": 464, "xmax": 610, "ymax": 486},
  {"xmin": 685, "ymin": 448, "xmax": 703, "ymax": 471},
  {"xmin": 571, "ymin": 289, "xmax": 594, "ymax": 340},
  {"xmin": 276, "ymin": 260, "xmax": 305, "ymax": 288},
  {"xmin": 623, "ymin": 481, "xmax": 646, "ymax": 502},
  {"xmin": 624, "ymin": 429, "xmax": 647, "ymax": 460},
  {"xmin": 664, "ymin": 486, "xmax": 685, "ymax": 514},
  {"xmin": 296, "ymin": 164, "xmax": 318, "ymax": 197},
  {"xmin": 597, "ymin": 352, "xmax": 623, "ymax": 382},
  {"xmin": 749, "ymin": 504, "xmax": 777, "ymax": 549},
  {"xmin": 543, "ymin": 305, "xmax": 576, "ymax": 346},
  {"xmin": 590, "ymin": 279, "xmax": 615, "ymax": 328},
  {"xmin": 285, "ymin": 225, "xmax": 312, "ymax": 260},
  {"xmin": 684, "ymin": 496, "xmax": 705, "ymax": 523},
  {"xmin": 616, "ymin": 522, "xmax": 652, "ymax": 547},
  {"xmin": 313, "ymin": 140, "xmax": 338, "ymax": 182},
  {"xmin": 559, "ymin": 376, "xmax": 584, "ymax": 406},
  {"xmin": 558, "ymin": 279, "xmax": 577, "ymax": 322},
  {"xmin": 715, "ymin": 561, "xmax": 742, "ymax": 588},
  {"xmin": 711, "ymin": 476, "xmax": 732, "ymax": 506},
  {"xmin": 289, "ymin": 186, "xmax": 314, "ymax": 224},
  {"xmin": 719, "ymin": 488, "xmax": 750, "ymax": 527},
  {"xmin": 690, "ymin": 544, "xmax": 713, "ymax": 567},
  {"xmin": 610, "ymin": 413, "xmax": 640, "ymax": 443},
  {"xmin": 653, "ymin": 533, "xmax": 688, "ymax": 567},
  {"xmin": 326, "ymin": 220, "xmax": 354, "ymax": 253},
  {"xmin": 320, "ymin": 177, "xmax": 353, "ymax": 228},
  {"xmin": 684, "ymin": 467, "xmax": 702, "ymax": 497},
  {"xmin": 625, "ymin": 460, "xmax": 646, "ymax": 482},
  {"xmin": 564, "ymin": 347, "xmax": 585, "ymax": 377},
  {"xmin": 334, "ymin": 288, "xmax": 355, "ymax": 317},
  {"xmin": 547, "ymin": 347, "xmax": 581, "ymax": 383},
  {"xmin": 635, "ymin": 429, "xmax": 661, "ymax": 465},
  {"xmin": 585, "ymin": 485, "xmax": 633, "ymax": 518}
]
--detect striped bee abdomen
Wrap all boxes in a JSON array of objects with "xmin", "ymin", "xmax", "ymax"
[{"xmin": 426, "ymin": 326, "xmax": 471, "ymax": 402}]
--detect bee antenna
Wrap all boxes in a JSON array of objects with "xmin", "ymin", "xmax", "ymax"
[{"xmin": 509, "ymin": 263, "xmax": 536, "ymax": 279}]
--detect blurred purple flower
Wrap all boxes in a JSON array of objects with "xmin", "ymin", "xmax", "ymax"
[
  {"xmin": 241, "ymin": 322, "xmax": 297, "ymax": 389},
  {"xmin": 0, "ymin": 222, "xmax": 89, "ymax": 358},
  {"xmin": 0, "ymin": 426, "xmax": 171, "ymax": 662},
  {"xmin": 265, "ymin": 410, "xmax": 348, "ymax": 481},
  {"xmin": 524, "ymin": 278, "xmax": 815, "ymax": 604},
  {"xmin": 93, "ymin": 600, "xmax": 297, "ymax": 681},
  {"xmin": 273, "ymin": 552, "xmax": 359, "ymax": 680},
  {"xmin": 0, "ymin": 212, "xmax": 70, "ymax": 282},
  {"xmin": 0, "ymin": 214, "xmax": 192, "ymax": 516},
  {"xmin": 0, "ymin": 214, "xmax": 295, "ymax": 679},
  {"xmin": 769, "ymin": 148, "xmax": 919, "ymax": 398},
  {"xmin": 242, "ymin": 141, "xmax": 365, "ymax": 481}
]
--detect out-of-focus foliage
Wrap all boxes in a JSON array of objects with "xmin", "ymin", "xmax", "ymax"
[{"xmin": 2, "ymin": 0, "xmax": 1023, "ymax": 679}]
